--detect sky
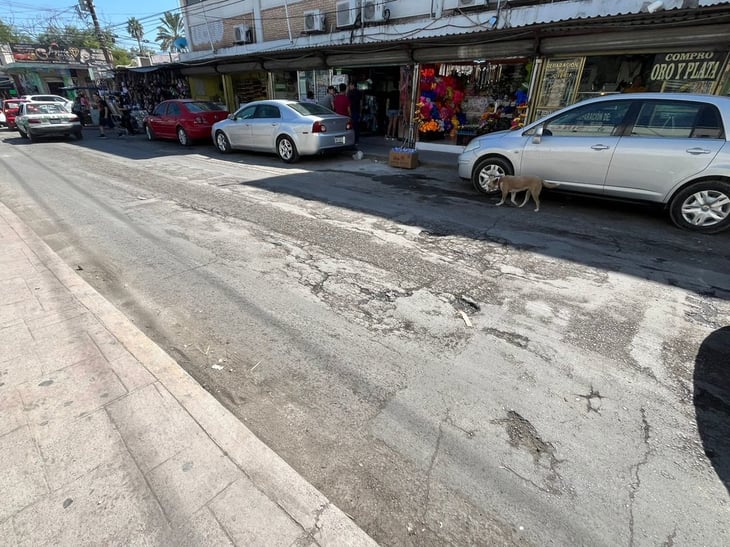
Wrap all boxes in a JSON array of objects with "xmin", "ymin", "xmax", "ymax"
[{"xmin": 4, "ymin": 0, "xmax": 183, "ymax": 51}]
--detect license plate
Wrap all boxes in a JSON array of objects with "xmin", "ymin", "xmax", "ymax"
[
  {"xmin": 49, "ymin": 118, "xmax": 61, "ymax": 124},
  {"xmin": 335, "ymin": 136, "xmax": 345, "ymax": 144}
]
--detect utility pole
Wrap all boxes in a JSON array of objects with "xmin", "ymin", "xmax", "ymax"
[{"xmin": 83, "ymin": 0, "xmax": 113, "ymax": 65}]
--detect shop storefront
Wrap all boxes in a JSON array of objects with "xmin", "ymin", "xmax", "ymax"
[
  {"xmin": 531, "ymin": 50, "xmax": 730, "ymax": 121},
  {"xmin": 531, "ymin": 23, "xmax": 730, "ymax": 121},
  {"xmin": 415, "ymin": 59, "xmax": 531, "ymax": 146},
  {"xmin": 2, "ymin": 43, "xmax": 110, "ymax": 98},
  {"xmin": 297, "ymin": 65, "xmax": 408, "ymax": 139}
]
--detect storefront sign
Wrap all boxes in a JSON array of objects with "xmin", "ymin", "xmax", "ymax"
[
  {"xmin": 534, "ymin": 57, "xmax": 585, "ymax": 117},
  {"xmin": 649, "ymin": 51, "xmax": 722, "ymax": 82},
  {"xmin": 10, "ymin": 43, "xmax": 106, "ymax": 65}
]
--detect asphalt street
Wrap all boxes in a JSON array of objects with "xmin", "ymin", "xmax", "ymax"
[{"xmin": 1, "ymin": 129, "xmax": 729, "ymax": 546}]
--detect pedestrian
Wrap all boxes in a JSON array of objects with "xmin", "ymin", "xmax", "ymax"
[
  {"xmin": 95, "ymin": 93, "xmax": 114, "ymax": 138},
  {"xmin": 333, "ymin": 83, "xmax": 350, "ymax": 117},
  {"xmin": 71, "ymin": 96, "xmax": 85, "ymax": 127},
  {"xmin": 319, "ymin": 85, "xmax": 336, "ymax": 110},
  {"xmin": 347, "ymin": 81, "xmax": 362, "ymax": 144},
  {"xmin": 385, "ymin": 89, "xmax": 400, "ymax": 140}
]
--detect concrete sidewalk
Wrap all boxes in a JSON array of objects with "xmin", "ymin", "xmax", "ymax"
[
  {"xmin": 0, "ymin": 201, "xmax": 376, "ymax": 546},
  {"xmin": 355, "ymin": 135, "xmax": 461, "ymax": 169}
]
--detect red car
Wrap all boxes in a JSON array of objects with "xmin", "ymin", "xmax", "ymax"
[
  {"xmin": 143, "ymin": 99, "xmax": 228, "ymax": 146},
  {"xmin": 3, "ymin": 99, "xmax": 24, "ymax": 130}
]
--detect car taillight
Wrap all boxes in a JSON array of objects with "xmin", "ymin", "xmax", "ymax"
[
  {"xmin": 69, "ymin": 115, "xmax": 79, "ymax": 122},
  {"xmin": 312, "ymin": 121, "xmax": 327, "ymax": 133},
  {"xmin": 28, "ymin": 118, "xmax": 42, "ymax": 124},
  {"xmin": 346, "ymin": 119, "xmax": 353, "ymax": 130}
]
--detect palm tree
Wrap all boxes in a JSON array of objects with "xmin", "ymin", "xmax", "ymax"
[
  {"xmin": 155, "ymin": 11, "xmax": 184, "ymax": 52},
  {"xmin": 126, "ymin": 17, "xmax": 144, "ymax": 56}
]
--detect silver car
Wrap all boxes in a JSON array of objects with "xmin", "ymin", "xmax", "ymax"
[
  {"xmin": 16, "ymin": 101, "xmax": 83, "ymax": 142},
  {"xmin": 458, "ymin": 93, "xmax": 730, "ymax": 234},
  {"xmin": 20, "ymin": 94, "xmax": 73, "ymax": 112},
  {"xmin": 211, "ymin": 100, "xmax": 354, "ymax": 163}
]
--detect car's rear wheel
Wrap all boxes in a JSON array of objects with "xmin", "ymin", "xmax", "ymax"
[
  {"xmin": 215, "ymin": 131, "xmax": 231, "ymax": 153},
  {"xmin": 27, "ymin": 131, "xmax": 36, "ymax": 142},
  {"xmin": 17, "ymin": 127, "xmax": 27, "ymax": 139},
  {"xmin": 669, "ymin": 180, "xmax": 730, "ymax": 234},
  {"xmin": 277, "ymin": 135, "xmax": 299, "ymax": 163},
  {"xmin": 177, "ymin": 126, "xmax": 189, "ymax": 146},
  {"xmin": 145, "ymin": 124, "xmax": 155, "ymax": 141},
  {"xmin": 471, "ymin": 156, "xmax": 512, "ymax": 195}
]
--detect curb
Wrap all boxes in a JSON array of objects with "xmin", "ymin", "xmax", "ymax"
[{"xmin": 0, "ymin": 201, "xmax": 377, "ymax": 547}]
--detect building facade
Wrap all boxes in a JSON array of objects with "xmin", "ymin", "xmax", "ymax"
[{"xmin": 176, "ymin": 0, "xmax": 730, "ymax": 148}]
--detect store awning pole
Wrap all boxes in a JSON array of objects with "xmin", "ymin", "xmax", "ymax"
[{"xmin": 406, "ymin": 63, "xmax": 420, "ymax": 149}]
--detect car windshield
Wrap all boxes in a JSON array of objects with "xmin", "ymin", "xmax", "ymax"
[
  {"xmin": 186, "ymin": 101, "xmax": 226, "ymax": 112},
  {"xmin": 288, "ymin": 102, "xmax": 335, "ymax": 116}
]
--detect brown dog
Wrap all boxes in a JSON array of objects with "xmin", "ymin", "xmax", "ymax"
[{"xmin": 486, "ymin": 175, "xmax": 559, "ymax": 212}]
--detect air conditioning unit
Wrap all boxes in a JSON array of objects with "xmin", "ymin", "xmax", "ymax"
[
  {"xmin": 303, "ymin": 9, "xmax": 325, "ymax": 33},
  {"xmin": 234, "ymin": 24, "xmax": 253, "ymax": 44},
  {"xmin": 457, "ymin": 0, "xmax": 486, "ymax": 8},
  {"xmin": 336, "ymin": 0, "xmax": 359, "ymax": 28},
  {"xmin": 362, "ymin": 1, "xmax": 386, "ymax": 23}
]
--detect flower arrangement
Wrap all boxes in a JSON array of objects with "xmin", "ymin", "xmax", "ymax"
[{"xmin": 415, "ymin": 66, "xmax": 468, "ymax": 138}]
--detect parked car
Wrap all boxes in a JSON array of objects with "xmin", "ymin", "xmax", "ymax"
[
  {"xmin": 3, "ymin": 99, "xmax": 24, "ymax": 130},
  {"xmin": 143, "ymin": 99, "xmax": 229, "ymax": 146},
  {"xmin": 458, "ymin": 93, "xmax": 730, "ymax": 234},
  {"xmin": 19, "ymin": 94, "xmax": 73, "ymax": 111},
  {"xmin": 15, "ymin": 101, "xmax": 82, "ymax": 142},
  {"xmin": 211, "ymin": 99, "xmax": 355, "ymax": 163}
]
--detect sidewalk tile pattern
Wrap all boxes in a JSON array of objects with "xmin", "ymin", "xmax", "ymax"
[{"xmin": 0, "ymin": 201, "xmax": 377, "ymax": 546}]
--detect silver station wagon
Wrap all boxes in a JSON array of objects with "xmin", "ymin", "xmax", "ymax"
[
  {"xmin": 211, "ymin": 99, "xmax": 354, "ymax": 163},
  {"xmin": 458, "ymin": 93, "xmax": 730, "ymax": 234}
]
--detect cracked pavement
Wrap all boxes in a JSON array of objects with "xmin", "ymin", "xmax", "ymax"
[{"xmin": 1, "ymin": 133, "xmax": 729, "ymax": 546}]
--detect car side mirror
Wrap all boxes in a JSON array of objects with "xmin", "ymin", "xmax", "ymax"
[
  {"xmin": 228, "ymin": 113, "xmax": 234, "ymax": 120},
  {"xmin": 532, "ymin": 125, "xmax": 544, "ymax": 144}
]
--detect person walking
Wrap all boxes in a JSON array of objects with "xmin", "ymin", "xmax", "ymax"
[
  {"xmin": 333, "ymin": 83, "xmax": 350, "ymax": 117},
  {"xmin": 95, "ymin": 93, "xmax": 114, "ymax": 138},
  {"xmin": 319, "ymin": 85, "xmax": 336, "ymax": 110},
  {"xmin": 385, "ymin": 89, "xmax": 400, "ymax": 140},
  {"xmin": 347, "ymin": 81, "xmax": 362, "ymax": 144}
]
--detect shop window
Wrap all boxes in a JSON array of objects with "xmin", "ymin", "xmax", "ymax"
[
  {"xmin": 630, "ymin": 101, "xmax": 722, "ymax": 139},
  {"xmin": 544, "ymin": 101, "xmax": 630, "ymax": 137}
]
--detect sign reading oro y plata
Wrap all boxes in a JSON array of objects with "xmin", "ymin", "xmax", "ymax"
[{"xmin": 649, "ymin": 51, "xmax": 722, "ymax": 82}]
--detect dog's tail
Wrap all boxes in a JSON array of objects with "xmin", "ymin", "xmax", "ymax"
[{"xmin": 542, "ymin": 181, "xmax": 560, "ymax": 189}]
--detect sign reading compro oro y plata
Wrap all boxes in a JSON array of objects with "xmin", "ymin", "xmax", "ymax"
[{"xmin": 649, "ymin": 51, "xmax": 723, "ymax": 82}]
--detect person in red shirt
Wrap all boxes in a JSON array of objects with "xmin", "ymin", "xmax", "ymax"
[{"xmin": 333, "ymin": 83, "xmax": 350, "ymax": 117}]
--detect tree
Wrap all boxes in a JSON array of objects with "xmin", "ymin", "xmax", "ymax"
[
  {"xmin": 0, "ymin": 19, "xmax": 21, "ymax": 43},
  {"xmin": 155, "ymin": 11, "xmax": 183, "ymax": 52},
  {"xmin": 126, "ymin": 17, "xmax": 144, "ymax": 56}
]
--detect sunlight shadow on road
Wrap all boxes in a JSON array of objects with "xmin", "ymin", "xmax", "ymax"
[{"xmin": 694, "ymin": 326, "xmax": 730, "ymax": 495}]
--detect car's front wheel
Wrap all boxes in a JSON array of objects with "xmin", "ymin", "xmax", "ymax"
[
  {"xmin": 215, "ymin": 131, "xmax": 231, "ymax": 153},
  {"xmin": 277, "ymin": 135, "xmax": 299, "ymax": 163},
  {"xmin": 669, "ymin": 180, "xmax": 730, "ymax": 234},
  {"xmin": 177, "ymin": 126, "xmax": 190, "ymax": 146},
  {"xmin": 471, "ymin": 156, "xmax": 512, "ymax": 195}
]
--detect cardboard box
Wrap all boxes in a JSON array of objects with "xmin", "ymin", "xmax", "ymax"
[{"xmin": 389, "ymin": 149, "xmax": 419, "ymax": 169}]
